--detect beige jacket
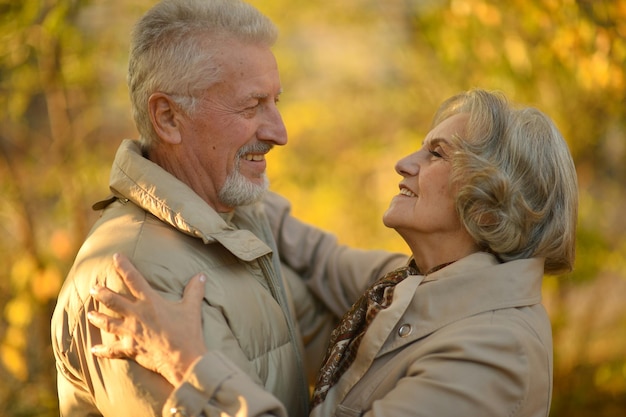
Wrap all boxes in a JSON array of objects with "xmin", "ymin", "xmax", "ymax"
[
  {"xmin": 51, "ymin": 140, "xmax": 407, "ymax": 417},
  {"xmin": 313, "ymin": 252, "xmax": 552, "ymax": 417},
  {"xmin": 171, "ymin": 253, "xmax": 553, "ymax": 417}
]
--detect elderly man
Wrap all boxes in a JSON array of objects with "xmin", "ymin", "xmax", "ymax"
[{"xmin": 50, "ymin": 0, "xmax": 406, "ymax": 416}]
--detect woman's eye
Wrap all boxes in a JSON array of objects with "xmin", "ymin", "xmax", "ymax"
[{"xmin": 429, "ymin": 149, "xmax": 443, "ymax": 158}]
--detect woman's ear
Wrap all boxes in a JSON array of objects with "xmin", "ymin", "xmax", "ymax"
[{"xmin": 148, "ymin": 93, "xmax": 183, "ymax": 145}]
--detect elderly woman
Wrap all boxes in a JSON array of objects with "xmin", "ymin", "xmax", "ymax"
[{"xmin": 88, "ymin": 88, "xmax": 578, "ymax": 417}]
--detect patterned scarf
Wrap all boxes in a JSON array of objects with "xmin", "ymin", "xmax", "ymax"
[{"xmin": 311, "ymin": 264, "xmax": 418, "ymax": 407}]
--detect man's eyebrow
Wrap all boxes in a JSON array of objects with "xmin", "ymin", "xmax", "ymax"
[
  {"xmin": 250, "ymin": 89, "xmax": 283, "ymax": 99},
  {"xmin": 250, "ymin": 93, "xmax": 268, "ymax": 99}
]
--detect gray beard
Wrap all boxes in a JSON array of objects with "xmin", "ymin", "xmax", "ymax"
[
  {"xmin": 218, "ymin": 166, "xmax": 269, "ymax": 207},
  {"xmin": 218, "ymin": 142, "xmax": 272, "ymax": 207}
]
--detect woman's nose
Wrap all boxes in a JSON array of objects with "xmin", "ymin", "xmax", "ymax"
[{"xmin": 395, "ymin": 152, "xmax": 420, "ymax": 177}]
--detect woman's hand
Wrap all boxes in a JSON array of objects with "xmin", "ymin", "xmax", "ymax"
[{"xmin": 87, "ymin": 253, "xmax": 208, "ymax": 386}]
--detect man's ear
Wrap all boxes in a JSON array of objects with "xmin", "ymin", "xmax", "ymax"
[{"xmin": 148, "ymin": 93, "xmax": 183, "ymax": 145}]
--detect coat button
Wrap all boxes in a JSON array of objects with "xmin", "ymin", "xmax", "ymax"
[
  {"xmin": 398, "ymin": 323, "xmax": 412, "ymax": 337},
  {"xmin": 169, "ymin": 407, "xmax": 189, "ymax": 417}
]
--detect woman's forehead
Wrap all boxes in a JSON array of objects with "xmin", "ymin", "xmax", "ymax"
[{"xmin": 424, "ymin": 113, "xmax": 469, "ymax": 144}]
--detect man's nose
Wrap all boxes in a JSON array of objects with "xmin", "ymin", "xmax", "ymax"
[{"xmin": 259, "ymin": 105, "xmax": 288, "ymax": 146}]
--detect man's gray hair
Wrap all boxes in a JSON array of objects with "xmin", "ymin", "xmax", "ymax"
[{"xmin": 127, "ymin": 0, "xmax": 278, "ymax": 149}]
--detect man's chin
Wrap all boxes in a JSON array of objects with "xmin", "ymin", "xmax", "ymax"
[{"xmin": 218, "ymin": 177, "xmax": 268, "ymax": 207}]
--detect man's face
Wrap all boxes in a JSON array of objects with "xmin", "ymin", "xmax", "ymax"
[{"xmin": 177, "ymin": 39, "xmax": 287, "ymax": 211}]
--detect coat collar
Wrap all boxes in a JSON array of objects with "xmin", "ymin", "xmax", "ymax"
[
  {"xmin": 101, "ymin": 139, "xmax": 272, "ymax": 261},
  {"xmin": 377, "ymin": 252, "xmax": 545, "ymax": 356}
]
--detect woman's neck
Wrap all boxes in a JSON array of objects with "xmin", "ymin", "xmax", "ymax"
[{"xmin": 406, "ymin": 234, "xmax": 480, "ymax": 275}]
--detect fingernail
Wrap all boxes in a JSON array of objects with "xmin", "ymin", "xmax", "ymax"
[
  {"xmin": 113, "ymin": 253, "xmax": 120, "ymax": 262},
  {"xmin": 89, "ymin": 283, "xmax": 104, "ymax": 296},
  {"xmin": 199, "ymin": 274, "xmax": 206, "ymax": 283}
]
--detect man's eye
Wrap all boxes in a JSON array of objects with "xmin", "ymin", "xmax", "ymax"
[{"xmin": 240, "ymin": 103, "xmax": 260, "ymax": 116}]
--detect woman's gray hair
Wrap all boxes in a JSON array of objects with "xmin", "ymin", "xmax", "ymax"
[
  {"xmin": 127, "ymin": 0, "xmax": 278, "ymax": 149},
  {"xmin": 438, "ymin": 89, "xmax": 578, "ymax": 274}
]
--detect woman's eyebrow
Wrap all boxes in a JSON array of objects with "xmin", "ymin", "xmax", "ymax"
[{"xmin": 424, "ymin": 137, "xmax": 451, "ymax": 147}]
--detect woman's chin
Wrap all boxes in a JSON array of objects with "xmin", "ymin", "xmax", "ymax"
[
  {"xmin": 382, "ymin": 209, "xmax": 399, "ymax": 229},
  {"xmin": 382, "ymin": 199, "xmax": 405, "ymax": 228}
]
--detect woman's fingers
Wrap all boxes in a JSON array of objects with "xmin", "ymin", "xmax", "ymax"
[
  {"xmin": 90, "ymin": 284, "xmax": 133, "ymax": 316},
  {"xmin": 112, "ymin": 252, "xmax": 155, "ymax": 300},
  {"xmin": 86, "ymin": 254, "xmax": 209, "ymax": 385},
  {"xmin": 91, "ymin": 341, "xmax": 136, "ymax": 359},
  {"xmin": 183, "ymin": 273, "xmax": 206, "ymax": 312},
  {"xmin": 91, "ymin": 253, "xmax": 155, "ymax": 315},
  {"xmin": 88, "ymin": 311, "xmax": 137, "ymax": 359},
  {"xmin": 87, "ymin": 310, "xmax": 126, "ymax": 335}
]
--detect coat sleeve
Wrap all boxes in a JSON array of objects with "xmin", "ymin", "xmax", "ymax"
[
  {"xmin": 54, "ymin": 264, "xmax": 272, "ymax": 417},
  {"xmin": 264, "ymin": 191, "xmax": 409, "ymax": 317},
  {"xmin": 163, "ymin": 351, "xmax": 287, "ymax": 417},
  {"xmin": 54, "ymin": 261, "xmax": 178, "ymax": 417}
]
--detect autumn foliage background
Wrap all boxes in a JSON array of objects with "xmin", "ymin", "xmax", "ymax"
[{"xmin": 1, "ymin": 0, "xmax": 625, "ymax": 415}]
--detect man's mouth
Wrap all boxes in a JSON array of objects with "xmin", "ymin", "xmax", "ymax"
[
  {"xmin": 243, "ymin": 153, "xmax": 265, "ymax": 162},
  {"xmin": 238, "ymin": 142, "xmax": 273, "ymax": 162}
]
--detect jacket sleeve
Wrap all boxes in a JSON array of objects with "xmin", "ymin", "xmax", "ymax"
[
  {"xmin": 164, "ymin": 351, "xmax": 287, "ymax": 417},
  {"xmin": 55, "ymin": 264, "xmax": 272, "ymax": 417},
  {"xmin": 54, "ymin": 260, "xmax": 179, "ymax": 417},
  {"xmin": 264, "ymin": 191, "xmax": 409, "ymax": 317}
]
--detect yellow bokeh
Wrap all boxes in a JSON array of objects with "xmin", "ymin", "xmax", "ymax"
[
  {"xmin": 0, "ymin": 344, "xmax": 28, "ymax": 382},
  {"xmin": 3, "ymin": 326, "xmax": 27, "ymax": 351},
  {"xmin": 50, "ymin": 229, "xmax": 75, "ymax": 261},
  {"xmin": 4, "ymin": 296, "xmax": 33, "ymax": 328},
  {"xmin": 31, "ymin": 266, "xmax": 63, "ymax": 303},
  {"xmin": 1, "ymin": 0, "xmax": 625, "ymax": 415},
  {"xmin": 10, "ymin": 254, "xmax": 38, "ymax": 293}
]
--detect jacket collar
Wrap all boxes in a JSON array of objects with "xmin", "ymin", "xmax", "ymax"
[
  {"xmin": 378, "ymin": 252, "xmax": 545, "ymax": 356},
  {"xmin": 104, "ymin": 139, "xmax": 272, "ymax": 261}
]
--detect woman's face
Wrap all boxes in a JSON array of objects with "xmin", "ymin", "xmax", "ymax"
[{"xmin": 383, "ymin": 113, "xmax": 475, "ymax": 259}]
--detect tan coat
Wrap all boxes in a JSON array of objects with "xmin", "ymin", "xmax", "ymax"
[
  {"xmin": 312, "ymin": 252, "xmax": 552, "ymax": 417},
  {"xmin": 51, "ymin": 140, "xmax": 407, "ymax": 417},
  {"xmin": 168, "ymin": 253, "xmax": 552, "ymax": 417}
]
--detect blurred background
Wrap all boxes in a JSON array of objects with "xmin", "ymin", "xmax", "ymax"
[{"xmin": 1, "ymin": 0, "xmax": 625, "ymax": 415}]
